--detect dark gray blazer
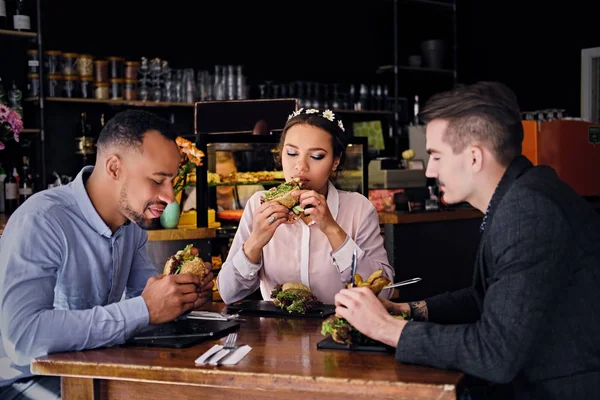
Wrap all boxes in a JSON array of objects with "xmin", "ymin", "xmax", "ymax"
[{"xmin": 396, "ymin": 156, "xmax": 600, "ymax": 399}]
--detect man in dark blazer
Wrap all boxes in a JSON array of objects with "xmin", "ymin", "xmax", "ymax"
[{"xmin": 334, "ymin": 81, "xmax": 600, "ymax": 399}]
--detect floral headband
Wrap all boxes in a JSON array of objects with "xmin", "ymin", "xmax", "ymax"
[{"xmin": 287, "ymin": 108, "xmax": 345, "ymax": 132}]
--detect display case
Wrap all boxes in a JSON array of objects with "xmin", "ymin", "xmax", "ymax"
[{"xmin": 194, "ymin": 133, "xmax": 368, "ymax": 228}]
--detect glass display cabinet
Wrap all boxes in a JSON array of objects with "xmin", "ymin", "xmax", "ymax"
[{"xmin": 193, "ymin": 133, "xmax": 368, "ymax": 228}]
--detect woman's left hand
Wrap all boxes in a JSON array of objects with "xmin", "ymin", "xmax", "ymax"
[{"xmin": 299, "ymin": 190, "xmax": 340, "ymax": 235}]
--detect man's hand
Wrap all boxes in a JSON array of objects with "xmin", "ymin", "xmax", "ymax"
[
  {"xmin": 380, "ymin": 298, "xmax": 411, "ymax": 316},
  {"xmin": 141, "ymin": 273, "xmax": 202, "ymax": 324},
  {"xmin": 334, "ymin": 287, "xmax": 407, "ymax": 348},
  {"xmin": 192, "ymin": 262, "xmax": 214, "ymax": 311}
]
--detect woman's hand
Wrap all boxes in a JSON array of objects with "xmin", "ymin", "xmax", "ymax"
[
  {"xmin": 244, "ymin": 200, "xmax": 292, "ymax": 263},
  {"xmin": 299, "ymin": 190, "xmax": 338, "ymax": 234},
  {"xmin": 300, "ymin": 190, "xmax": 347, "ymax": 251}
]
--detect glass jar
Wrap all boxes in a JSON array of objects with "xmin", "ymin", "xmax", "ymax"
[
  {"xmin": 108, "ymin": 56, "xmax": 125, "ymax": 79},
  {"xmin": 80, "ymin": 76, "xmax": 93, "ymax": 99},
  {"xmin": 95, "ymin": 82, "xmax": 109, "ymax": 100},
  {"xmin": 62, "ymin": 52, "xmax": 79, "ymax": 76},
  {"xmin": 27, "ymin": 49, "xmax": 40, "ymax": 74},
  {"xmin": 94, "ymin": 60, "xmax": 109, "ymax": 82},
  {"xmin": 77, "ymin": 54, "xmax": 94, "ymax": 77},
  {"xmin": 124, "ymin": 61, "xmax": 139, "ymax": 80},
  {"xmin": 27, "ymin": 73, "xmax": 40, "ymax": 97},
  {"xmin": 109, "ymin": 78, "xmax": 123, "ymax": 100},
  {"xmin": 45, "ymin": 50, "xmax": 62, "ymax": 74},
  {"xmin": 63, "ymin": 75, "xmax": 80, "ymax": 98},
  {"xmin": 47, "ymin": 73, "xmax": 63, "ymax": 97},
  {"xmin": 124, "ymin": 79, "xmax": 137, "ymax": 100}
]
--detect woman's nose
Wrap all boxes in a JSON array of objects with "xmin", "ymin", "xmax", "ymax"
[{"xmin": 295, "ymin": 157, "xmax": 308, "ymax": 171}]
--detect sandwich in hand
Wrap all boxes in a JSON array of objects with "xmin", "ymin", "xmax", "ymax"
[
  {"xmin": 163, "ymin": 244, "xmax": 206, "ymax": 278},
  {"xmin": 321, "ymin": 269, "xmax": 403, "ymax": 346},
  {"xmin": 261, "ymin": 178, "xmax": 311, "ymax": 223},
  {"xmin": 321, "ymin": 313, "xmax": 408, "ymax": 347},
  {"xmin": 270, "ymin": 282, "xmax": 322, "ymax": 314}
]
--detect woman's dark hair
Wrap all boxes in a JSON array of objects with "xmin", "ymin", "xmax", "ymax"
[
  {"xmin": 275, "ymin": 112, "xmax": 349, "ymax": 179},
  {"xmin": 96, "ymin": 109, "xmax": 175, "ymax": 152}
]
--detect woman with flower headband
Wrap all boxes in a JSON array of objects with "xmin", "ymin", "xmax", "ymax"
[{"xmin": 217, "ymin": 108, "xmax": 394, "ymax": 305}]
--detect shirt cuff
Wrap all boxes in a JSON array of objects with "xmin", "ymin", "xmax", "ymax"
[
  {"xmin": 120, "ymin": 296, "xmax": 151, "ymax": 339},
  {"xmin": 330, "ymin": 236, "xmax": 364, "ymax": 273},
  {"xmin": 233, "ymin": 246, "xmax": 262, "ymax": 279}
]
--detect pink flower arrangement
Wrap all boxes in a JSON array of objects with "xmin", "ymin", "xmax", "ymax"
[{"xmin": 0, "ymin": 104, "xmax": 23, "ymax": 150}]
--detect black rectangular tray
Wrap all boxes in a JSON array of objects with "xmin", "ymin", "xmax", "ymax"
[
  {"xmin": 317, "ymin": 336, "xmax": 395, "ymax": 353},
  {"xmin": 226, "ymin": 300, "xmax": 335, "ymax": 318},
  {"xmin": 125, "ymin": 319, "xmax": 240, "ymax": 349}
]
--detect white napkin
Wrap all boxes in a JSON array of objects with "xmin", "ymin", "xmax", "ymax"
[{"xmin": 195, "ymin": 344, "xmax": 252, "ymax": 365}]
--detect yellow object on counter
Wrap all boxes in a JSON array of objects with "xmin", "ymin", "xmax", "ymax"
[
  {"xmin": 177, "ymin": 210, "xmax": 221, "ymax": 229},
  {"xmin": 402, "ymin": 149, "xmax": 416, "ymax": 160}
]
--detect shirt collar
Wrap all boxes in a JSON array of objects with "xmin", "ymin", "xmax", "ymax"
[
  {"xmin": 480, "ymin": 155, "xmax": 533, "ymax": 234},
  {"xmin": 72, "ymin": 166, "xmax": 113, "ymax": 238}
]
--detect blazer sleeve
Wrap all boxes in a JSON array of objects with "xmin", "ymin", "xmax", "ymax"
[
  {"xmin": 395, "ymin": 189, "xmax": 571, "ymax": 384},
  {"xmin": 424, "ymin": 286, "xmax": 481, "ymax": 324}
]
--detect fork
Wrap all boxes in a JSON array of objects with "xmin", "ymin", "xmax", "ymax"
[{"xmin": 208, "ymin": 332, "xmax": 238, "ymax": 365}]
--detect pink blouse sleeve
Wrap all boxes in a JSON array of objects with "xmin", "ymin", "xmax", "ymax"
[
  {"xmin": 330, "ymin": 198, "xmax": 395, "ymax": 299},
  {"xmin": 217, "ymin": 192, "xmax": 264, "ymax": 304}
]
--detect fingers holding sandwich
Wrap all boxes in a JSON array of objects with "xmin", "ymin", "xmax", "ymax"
[
  {"xmin": 142, "ymin": 273, "xmax": 201, "ymax": 324},
  {"xmin": 143, "ymin": 244, "xmax": 214, "ymax": 323},
  {"xmin": 300, "ymin": 190, "xmax": 337, "ymax": 233},
  {"xmin": 248, "ymin": 200, "xmax": 292, "ymax": 250}
]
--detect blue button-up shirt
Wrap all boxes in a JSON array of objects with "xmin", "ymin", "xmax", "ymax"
[{"xmin": 0, "ymin": 166, "xmax": 158, "ymax": 385}]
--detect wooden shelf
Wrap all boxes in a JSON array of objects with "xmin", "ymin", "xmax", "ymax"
[
  {"xmin": 22, "ymin": 128, "xmax": 40, "ymax": 133},
  {"xmin": 0, "ymin": 29, "xmax": 37, "ymax": 39},
  {"xmin": 333, "ymin": 109, "xmax": 394, "ymax": 115},
  {"xmin": 378, "ymin": 208, "xmax": 483, "ymax": 225},
  {"xmin": 406, "ymin": 0, "xmax": 455, "ymax": 10},
  {"xmin": 0, "ymin": 216, "xmax": 215, "ymax": 240},
  {"xmin": 25, "ymin": 97, "xmax": 394, "ymax": 114},
  {"xmin": 377, "ymin": 65, "xmax": 455, "ymax": 75},
  {"xmin": 42, "ymin": 97, "xmax": 194, "ymax": 108},
  {"xmin": 147, "ymin": 227, "xmax": 216, "ymax": 241}
]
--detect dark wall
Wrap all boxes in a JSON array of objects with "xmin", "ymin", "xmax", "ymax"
[
  {"xmin": 38, "ymin": 0, "xmax": 598, "ymax": 116},
  {"xmin": 2, "ymin": 0, "xmax": 596, "ymax": 184},
  {"xmin": 458, "ymin": 0, "xmax": 597, "ymax": 116}
]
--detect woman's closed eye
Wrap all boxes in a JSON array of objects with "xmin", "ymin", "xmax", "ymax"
[
  {"xmin": 151, "ymin": 179, "xmax": 164, "ymax": 185},
  {"xmin": 311, "ymin": 153, "xmax": 325, "ymax": 160},
  {"xmin": 286, "ymin": 150, "xmax": 298, "ymax": 157}
]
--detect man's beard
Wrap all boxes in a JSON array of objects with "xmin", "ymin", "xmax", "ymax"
[{"xmin": 119, "ymin": 184, "xmax": 165, "ymax": 230}]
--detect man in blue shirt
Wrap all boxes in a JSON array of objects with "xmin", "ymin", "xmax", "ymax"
[{"xmin": 0, "ymin": 110, "xmax": 214, "ymax": 399}]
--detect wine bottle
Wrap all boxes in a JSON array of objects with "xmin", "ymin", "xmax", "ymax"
[
  {"xmin": 19, "ymin": 156, "xmax": 33, "ymax": 204},
  {"xmin": 0, "ymin": 0, "xmax": 8, "ymax": 30},
  {"xmin": 5, "ymin": 167, "xmax": 19, "ymax": 215},
  {"xmin": 13, "ymin": 0, "xmax": 30, "ymax": 31}
]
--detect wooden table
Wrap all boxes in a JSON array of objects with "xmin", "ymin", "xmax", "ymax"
[{"xmin": 31, "ymin": 304, "xmax": 464, "ymax": 400}]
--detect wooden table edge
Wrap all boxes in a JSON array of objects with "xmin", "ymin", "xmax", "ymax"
[{"xmin": 31, "ymin": 358, "xmax": 462, "ymax": 396}]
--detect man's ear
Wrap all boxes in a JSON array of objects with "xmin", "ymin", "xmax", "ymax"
[
  {"xmin": 105, "ymin": 155, "xmax": 123, "ymax": 181},
  {"xmin": 470, "ymin": 146, "xmax": 484, "ymax": 173}
]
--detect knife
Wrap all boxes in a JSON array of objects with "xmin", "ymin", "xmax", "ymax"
[
  {"xmin": 132, "ymin": 332, "xmax": 214, "ymax": 340},
  {"xmin": 382, "ymin": 277, "xmax": 422, "ymax": 290},
  {"xmin": 349, "ymin": 248, "xmax": 358, "ymax": 288}
]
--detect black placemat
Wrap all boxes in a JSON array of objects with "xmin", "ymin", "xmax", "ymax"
[
  {"xmin": 226, "ymin": 300, "xmax": 335, "ymax": 318},
  {"xmin": 317, "ymin": 336, "xmax": 394, "ymax": 353},
  {"xmin": 125, "ymin": 319, "xmax": 240, "ymax": 349}
]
